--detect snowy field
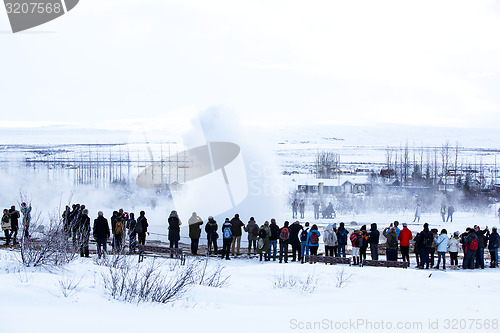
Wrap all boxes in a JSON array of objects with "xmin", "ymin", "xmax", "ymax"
[{"xmin": 1, "ymin": 124, "xmax": 500, "ymax": 333}]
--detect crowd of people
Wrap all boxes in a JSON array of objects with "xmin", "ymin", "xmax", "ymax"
[{"xmin": 2, "ymin": 204, "xmax": 499, "ymax": 270}]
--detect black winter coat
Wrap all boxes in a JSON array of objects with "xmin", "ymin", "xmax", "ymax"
[
  {"xmin": 269, "ymin": 223, "xmax": 280, "ymax": 241},
  {"xmin": 230, "ymin": 217, "xmax": 245, "ymax": 237},
  {"xmin": 93, "ymin": 216, "xmax": 110, "ymax": 239},
  {"xmin": 168, "ymin": 216, "xmax": 181, "ymax": 241},
  {"xmin": 368, "ymin": 223, "xmax": 379, "ymax": 244},
  {"xmin": 288, "ymin": 223, "xmax": 303, "ymax": 245},
  {"xmin": 205, "ymin": 220, "xmax": 218, "ymax": 241}
]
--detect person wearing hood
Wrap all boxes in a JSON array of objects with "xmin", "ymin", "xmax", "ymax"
[
  {"xmin": 474, "ymin": 225, "xmax": 488, "ymax": 269},
  {"xmin": 230, "ymin": 214, "xmax": 245, "ymax": 256},
  {"xmin": 359, "ymin": 225, "xmax": 369, "ymax": 262},
  {"xmin": 205, "ymin": 216, "xmax": 218, "ymax": 255},
  {"xmin": 257, "ymin": 221, "xmax": 271, "ymax": 261},
  {"xmin": 398, "ymin": 223, "xmax": 412, "ymax": 265},
  {"xmin": 434, "ymin": 229, "xmax": 449, "ymax": 270},
  {"xmin": 288, "ymin": 220, "xmax": 303, "ymax": 262},
  {"xmin": 221, "ymin": 218, "xmax": 233, "ymax": 260},
  {"xmin": 368, "ymin": 223, "xmax": 380, "ymax": 260},
  {"xmin": 323, "ymin": 223, "xmax": 337, "ymax": 257},
  {"xmin": 77, "ymin": 209, "xmax": 91, "ymax": 257},
  {"xmin": 417, "ymin": 223, "xmax": 434, "ymax": 269},
  {"xmin": 336, "ymin": 222, "xmax": 349, "ymax": 258},
  {"xmin": 278, "ymin": 221, "xmax": 290, "ymax": 263},
  {"xmin": 306, "ymin": 224, "xmax": 321, "ymax": 256},
  {"xmin": 383, "ymin": 227, "xmax": 398, "ymax": 261},
  {"xmin": 244, "ymin": 217, "xmax": 259, "ymax": 255},
  {"xmin": 168, "ymin": 210, "xmax": 182, "ymax": 254},
  {"xmin": 447, "ymin": 231, "xmax": 460, "ymax": 269},
  {"xmin": 488, "ymin": 226, "xmax": 500, "ymax": 268},
  {"xmin": 463, "ymin": 227, "xmax": 478, "ymax": 269},
  {"xmin": 20, "ymin": 202, "xmax": 31, "ymax": 240},
  {"xmin": 188, "ymin": 212, "xmax": 203, "ymax": 255}
]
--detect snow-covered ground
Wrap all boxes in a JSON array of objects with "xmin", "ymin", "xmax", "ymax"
[{"xmin": 1, "ymin": 240, "xmax": 499, "ymax": 333}]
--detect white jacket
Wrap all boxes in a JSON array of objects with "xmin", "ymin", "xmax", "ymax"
[
  {"xmin": 323, "ymin": 225, "xmax": 338, "ymax": 246},
  {"xmin": 447, "ymin": 237, "xmax": 460, "ymax": 253}
]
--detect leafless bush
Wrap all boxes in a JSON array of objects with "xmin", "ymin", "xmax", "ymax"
[
  {"xmin": 58, "ymin": 275, "xmax": 83, "ymax": 297},
  {"xmin": 273, "ymin": 272, "xmax": 317, "ymax": 293},
  {"xmin": 101, "ymin": 258, "xmax": 196, "ymax": 304},
  {"xmin": 195, "ymin": 260, "xmax": 230, "ymax": 288},
  {"xmin": 19, "ymin": 216, "xmax": 78, "ymax": 267},
  {"xmin": 14, "ymin": 267, "xmax": 34, "ymax": 284},
  {"xmin": 335, "ymin": 267, "xmax": 353, "ymax": 288}
]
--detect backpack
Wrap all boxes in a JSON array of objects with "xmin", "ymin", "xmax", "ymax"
[
  {"xmin": 252, "ymin": 225, "xmax": 259, "ymax": 237},
  {"xmin": 115, "ymin": 220, "xmax": 123, "ymax": 235},
  {"xmin": 469, "ymin": 238, "xmax": 478, "ymax": 251},
  {"xmin": 135, "ymin": 219, "xmax": 143, "ymax": 234},
  {"xmin": 350, "ymin": 233, "xmax": 358, "ymax": 245},
  {"xmin": 258, "ymin": 228, "xmax": 267, "ymax": 239},
  {"xmin": 423, "ymin": 233, "xmax": 434, "ymax": 248},
  {"xmin": 388, "ymin": 236, "xmax": 398, "ymax": 248},
  {"xmin": 223, "ymin": 226, "xmax": 232, "ymax": 240},
  {"xmin": 300, "ymin": 228, "xmax": 308, "ymax": 242},
  {"xmin": 338, "ymin": 229, "xmax": 347, "ymax": 244},
  {"xmin": 279, "ymin": 227, "xmax": 290, "ymax": 241},
  {"xmin": 309, "ymin": 232, "xmax": 319, "ymax": 245}
]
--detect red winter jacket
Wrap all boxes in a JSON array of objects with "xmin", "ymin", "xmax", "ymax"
[{"xmin": 398, "ymin": 227, "xmax": 413, "ymax": 246}]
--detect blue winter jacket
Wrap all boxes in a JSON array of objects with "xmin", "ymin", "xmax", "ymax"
[
  {"xmin": 306, "ymin": 230, "xmax": 321, "ymax": 247},
  {"xmin": 435, "ymin": 234, "xmax": 449, "ymax": 252}
]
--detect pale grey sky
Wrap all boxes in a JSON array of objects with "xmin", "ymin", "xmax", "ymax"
[{"xmin": 1, "ymin": 0, "xmax": 499, "ymax": 128}]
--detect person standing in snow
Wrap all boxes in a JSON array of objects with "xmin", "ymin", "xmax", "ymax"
[
  {"xmin": 323, "ymin": 223, "xmax": 337, "ymax": 257},
  {"xmin": 230, "ymin": 214, "xmax": 245, "ymax": 256},
  {"xmin": 257, "ymin": 221, "xmax": 271, "ymax": 261},
  {"xmin": 359, "ymin": 225, "xmax": 369, "ymax": 262},
  {"xmin": 313, "ymin": 200, "xmax": 320, "ymax": 220},
  {"xmin": 488, "ymin": 227, "xmax": 499, "ymax": 268},
  {"xmin": 429, "ymin": 228, "xmax": 439, "ymax": 268},
  {"xmin": 78, "ymin": 209, "xmax": 91, "ymax": 258},
  {"xmin": 350, "ymin": 229, "xmax": 361, "ymax": 265},
  {"xmin": 418, "ymin": 223, "xmax": 434, "ymax": 269},
  {"xmin": 188, "ymin": 212, "xmax": 203, "ymax": 255},
  {"xmin": 299, "ymin": 199, "xmax": 305, "ymax": 219},
  {"xmin": 2, "ymin": 209, "xmax": 12, "ymax": 245},
  {"xmin": 336, "ymin": 222, "xmax": 349, "ymax": 258},
  {"xmin": 447, "ymin": 231, "xmax": 460, "ymax": 269},
  {"xmin": 221, "ymin": 218, "xmax": 233, "ymax": 260},
  {"xmin": 136, "ymin": 211, "xmax": 148, "ymax": 247},
  {"xmin": 413, "ymin": 204, "xmax": 421, "ymax": 222},
  {"xmin": 244, "ymin": 217, "xmax": 259, "ymax": 255},
  {"xmin": 9, "ymin": 206, "xmax": 20, "ymax": 245},
  {"xmin": 205, "ymin": 216, "xmax": 218, "ymax": 255},
  {"xmin": 306, "ymin": 224, "xmax": 321, "ymax": 256},
  {"xmin": 288, "ymin": 220, "xmax": 303, "ymax": 262},
  {"xmin": 292, "ymin": 199, "xmax": 298, "ymax": 219},
  {"xmin": 268, "ymin": 218, "xmax": 280, "ymax": 261},
  {"xmin": 462, "ymin": 227, "xmax": 478, "ymax": 269},
  {"xmin": 434, "ymin": 229, "xmax": 449, "ymax": 270},
  {"xmin": 368, "ymin": 223, "xmax": 380, "ymax": 260},
  {"xmin": 440, "ymin": 203, "xmax": 447, "ymax": 222},
  {"xmin": 278, "ymin": 221, "xmax": 290, "ymax": 263},
  {"xmin": 474, "ymin": 225, "xmax": 488, "ymax": 269},
  {"xmin": 20, "ymin": 202, "xmax": 31, "ymax": 240},
  {"xmin": 383, "ymin": 227, "xmax": 398, "ymax": 261},
  {"xmin": 299, "ymin": 221, "xmax": 310, "ymax": 258},
  {"xmin": 398, "ymin": 223, "xmax": 412, "ymax": 265},
  {"xmin": 93, "ymin": 211, "xmax": 110, "ymax": 259},
  {"xmin": 126, "ymin": 212, "xmax": 137, "ymax": 253},
  {"xmin": 446, "ymin": 205, "xmax": 455, "ymax": 222},
  {"xmin": 168, "ymin": 210, "xmax": 182, "ymax": 254}
]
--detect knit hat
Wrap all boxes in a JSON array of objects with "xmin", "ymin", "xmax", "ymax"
[{"xmin": 402, "ymin": 222, "xmax": 407, "ymax": 227}]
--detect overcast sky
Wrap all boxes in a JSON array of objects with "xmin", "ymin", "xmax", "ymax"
[{"xmin": 1, "ymin": 0, "xmax": 499, "ymax": 129}]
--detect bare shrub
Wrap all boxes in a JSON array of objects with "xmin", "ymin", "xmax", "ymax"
[
  {"xmin": 335, "ymin": 267, "xmax": 353, "ymax": 288},
  {"xmin": 101, "ymin": 257, "xmax": 196, "ymax": 304},
  {"xmin": 273, "ymin": 272, "xmax": 317, "ymax": 293},
  {"xmin": 19, "ymin": 215, "xmax": 78, "ymax": 267},
  {"xmin": 195, "ymin": 260, "xmax": 230, "ymax": 288},
  {"xmin": 58, "ymin": 275, "xmax": 83, "ymax": 297}
]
